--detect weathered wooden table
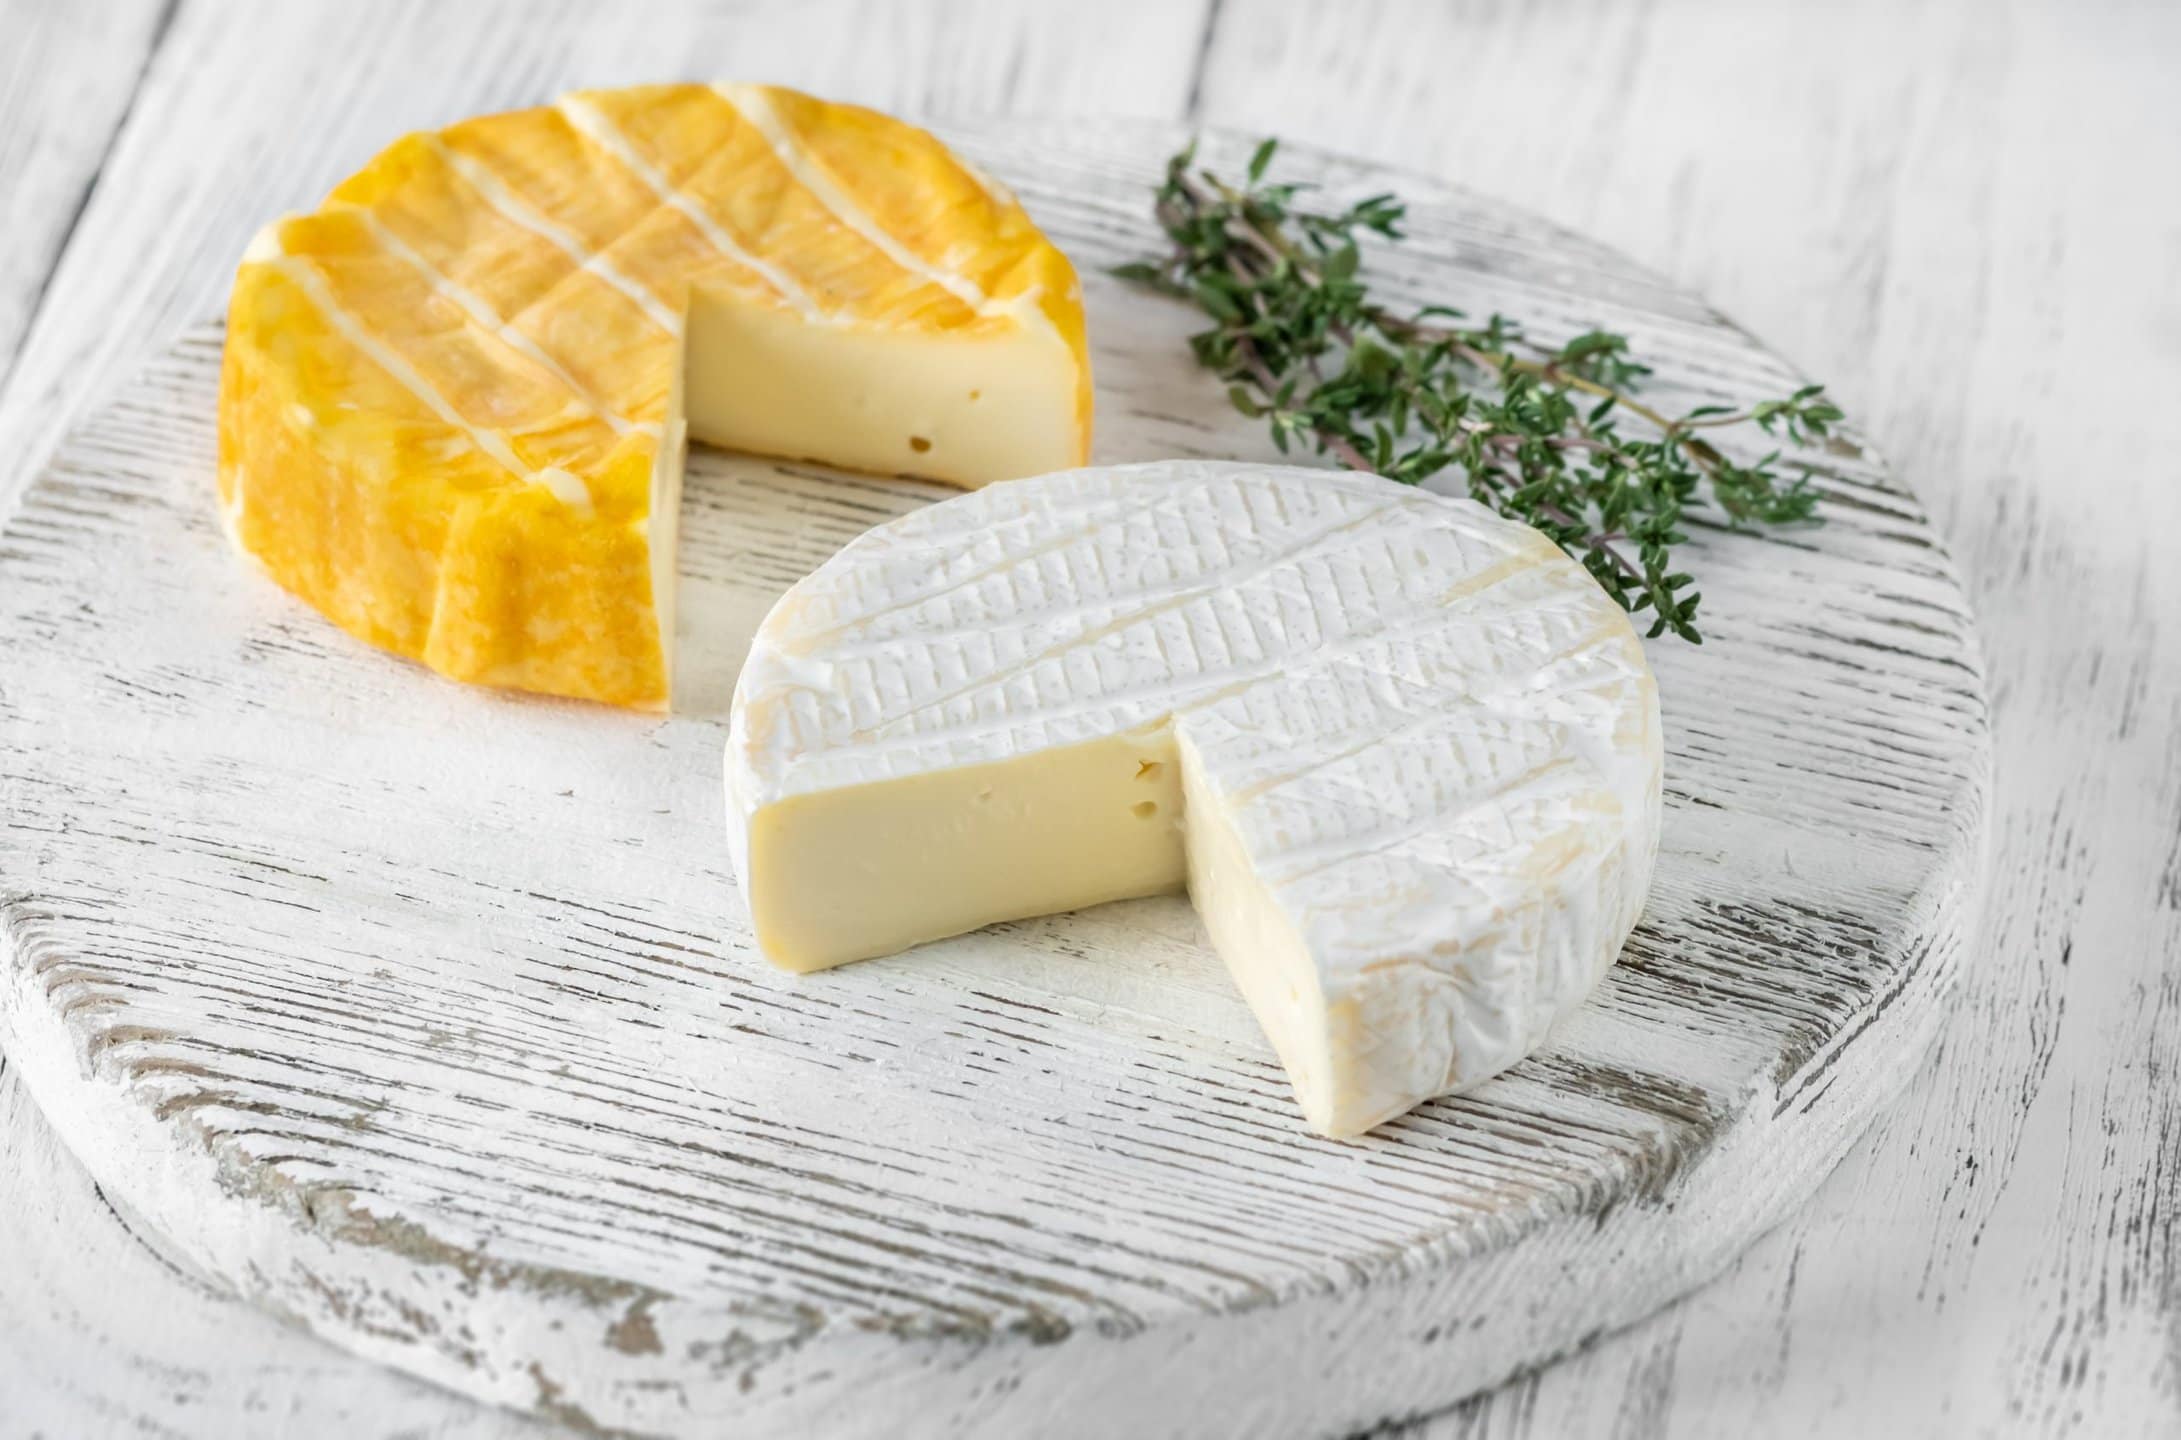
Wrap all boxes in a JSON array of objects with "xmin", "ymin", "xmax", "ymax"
[{"xmin": 1, "ymin": 1, "xmax": 2174, "ymax": 1435}]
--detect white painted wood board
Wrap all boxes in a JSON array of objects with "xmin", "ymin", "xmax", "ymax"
[
  {"xmin": 0, "ymin": 120, "xmax": 1987, "ymax": 1436},
  {"xmin": 0, "ymin": 0, "xmax": 170, "ymax": 393},
  {"xmin": 15, "ymin": 1, "xmax": 2177, "ymax": 1436}
]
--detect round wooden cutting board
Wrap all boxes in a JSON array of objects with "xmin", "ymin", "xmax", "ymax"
[{"xmin": 0, "ymin": 122, "xmax": 1988, "ymax": 1437}]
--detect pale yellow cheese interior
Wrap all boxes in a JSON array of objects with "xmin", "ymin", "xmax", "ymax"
[
  {"xmin": 740, "ymin": 724, "xmax": 1358, "ymax": 1130},
  {"xmin": 747, "ymin": 731, "xmax": 1184, "ymax": 971},
  {"xmin": 1176, "ymin": 731, "xmax": 1346, "ymax": 1135},
  {"xmin": 681, "ymin": 285, "xmax": 1084, "ymax": 488}
]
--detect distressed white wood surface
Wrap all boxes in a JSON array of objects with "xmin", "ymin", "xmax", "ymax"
[
  {"xmin": 0, "ymin": 1, "xmax": 2173, "ymax": 1437},
  {"xmin": 0, "ymin": 98, "xmax": 1986, "ymax": 1440},
  {"xmin": 0, "ymin": 1044, "xmax": 551, "ymax": 1438},
  {"xmin": 0, "ymin": 0, "xmax": 168, "ymax": 393}
]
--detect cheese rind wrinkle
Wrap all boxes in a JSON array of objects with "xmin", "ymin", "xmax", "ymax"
[
  {"xmin": 218, "ymin": 83, "xmax": 1092, "ymax": 710},
  {"xmin": 726, "ymin": 461, "xmax": 1664, "ymax": 1138}
]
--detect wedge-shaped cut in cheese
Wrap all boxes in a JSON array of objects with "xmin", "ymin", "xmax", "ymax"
[
  {"xmin": 726, "ymin": 461, "xmax": 1664, "ymax": 1137},
  {"xmin": 217, "ymin": 83, "xmax": 1091, "ymax": 710}
]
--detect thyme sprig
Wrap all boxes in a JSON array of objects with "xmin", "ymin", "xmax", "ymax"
[{"xmin": 1114, "ymin": 139, "xmax": 1837, "ymax": 642}]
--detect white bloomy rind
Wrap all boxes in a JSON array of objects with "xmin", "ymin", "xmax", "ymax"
[{"xmin": 725, "ymin": 460, "xmax": 1663, "ymax": 1136}]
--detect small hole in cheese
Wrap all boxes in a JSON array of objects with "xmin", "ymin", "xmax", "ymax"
[
  {"xmin": 908, "ymin": 435, "xmax": 932, "ymax": 453},
  {"xmin": 1132, "ymin": 800, "xmax": 1158, "ymax": 819},
  {"xmin": 1134, "ymin": 760, "xmax": 1164, "ymax": 781},
  {"xmin": 968, "ymin": 389, "xmax": 983, "ymax": 402}
]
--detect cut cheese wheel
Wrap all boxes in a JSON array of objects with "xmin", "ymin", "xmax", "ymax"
[
  {"xmin": 217, "ymin": 83, "xmax": 1091, "ymax": 710},
  {"xmin": 725, "ymin": 461, "xmax": 1664, "ymax": 1137}
]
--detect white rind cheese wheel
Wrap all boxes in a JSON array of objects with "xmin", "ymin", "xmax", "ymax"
[{"xmin": 725, "ymin": 460, "xmax": 1663, "ymax": 1136}]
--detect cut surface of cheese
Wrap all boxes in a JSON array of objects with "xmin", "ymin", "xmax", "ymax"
[
  {"xmin": 217, "ymin": 83, "xmax": 1091, "ymax": 710},
  {"xmin": 726, "ymin": 461, "xmax": 1664, "ymax": 1137}
]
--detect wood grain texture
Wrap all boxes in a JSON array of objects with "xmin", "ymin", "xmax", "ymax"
[
  {"xmin": 0, "ymin": 1046, "xmax": 545, "ymax": 1437},
  {"xmin": 0, "ymin": 117, "xmax": 1985, "ymax": 1435},
  {"xmin": 1, "ymin": 1, "xmax": 2174, "ymax": 1437},
  {"xmin": 0, "ymin": 0, "xmax": 168, "ymax": 397}
]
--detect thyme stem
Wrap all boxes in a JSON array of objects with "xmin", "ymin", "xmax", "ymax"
[{"xmin": 1114, "ymin": 139, "xmax": 1839, "ymax": 642}]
